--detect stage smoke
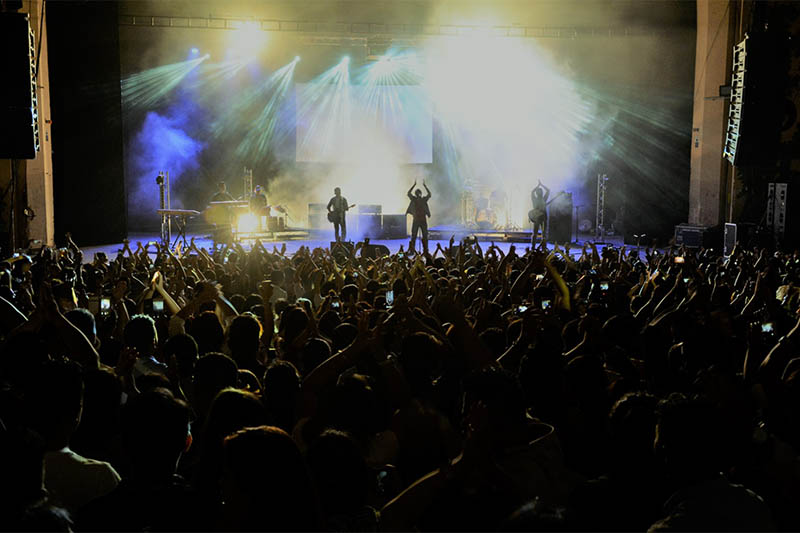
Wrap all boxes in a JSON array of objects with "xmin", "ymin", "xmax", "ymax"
[{"xmin": 128, "ymin": 110, "xmax": 206, "ymax": 228}]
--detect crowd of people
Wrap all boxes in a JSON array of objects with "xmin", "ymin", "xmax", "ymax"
[{"xmin": 1, "ymin": 232, "xmax": 800, "ymax": 531}]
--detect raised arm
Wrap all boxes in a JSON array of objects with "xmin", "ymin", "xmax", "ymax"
[
  {"xmin": 152, "ymin": 272, "xmax": 181, "ymax": 316},
  {"xmin": 300, "ymin": 315, "xmax": 370, "ymax": 413},
  {"xmin": 423, "ymin": 181, "xmax": 431, "ymax": 200},
  {"xmin": 407, "ymin": 181, "xmax": 417, "ymax": 200},
  {"xmin": 40, "ymin": 283, "xmax": 99, "ymax": 369},
  {"xmin": 0, "ymin": 296, "xmax": 27, "ymax": 335}
]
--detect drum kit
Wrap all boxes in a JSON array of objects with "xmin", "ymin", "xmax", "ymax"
[{"xmin": 464, "ymin": 186, "xmax": 518, "ymax": 231}]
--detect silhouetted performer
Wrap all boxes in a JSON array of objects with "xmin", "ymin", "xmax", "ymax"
[
  {"xmin": 249, "ymin": 185, "xmax": 268, "ymax": 216},
  {"xmin": 529, "ymin": 180, "xmax": 550, "ymax": 245},
  {"xmin": 210, "ymin": 181, "xmax": 234, "ymax": 203},
  {"xmin": 406, "ymin": 180, "xmax": 431, "ymax": 253},
  {"xmin": 327, "ymin": 187, "xmax": 351, "ymax": 242},
  {"xmin": 208, "ymin": 182, "xmax": 235, "ymax": 246}
]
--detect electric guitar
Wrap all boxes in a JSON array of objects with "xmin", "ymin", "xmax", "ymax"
[
  {"xmin": 327, "ymin": 204, "xmax": 356, "ymax": 223},
  {"xmin": 528, "ymin": 191, "xmax": 566, "ymax": 223}
]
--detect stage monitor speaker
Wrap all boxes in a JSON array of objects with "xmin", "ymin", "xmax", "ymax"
[
  {"xmin": 623, "ymin": 232, "xmax": 650, "ymax": 246},
  {"xmin": 358, "ymin": 214, "xmax": 381, "ymax": 238},
  {"xmin": 361, "ymin": 244, "xmax": 390, "ymax": 259},
  {"xmin": 331, "ymin": 241, "xmax": 355, "ymax": 261},
  {"xmin": 0, "ymin": 13, "xmax": 38, "ymax": 159},
  {"xmin": 381, "ymin": 214, "xmax": 407, "ymax": 239},
  {"xmin": 548, "ymin": 192, "xmax": 573, "ymax": 243}
]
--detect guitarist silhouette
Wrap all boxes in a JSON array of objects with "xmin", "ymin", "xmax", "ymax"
[
  {"xmin": 529, "ymin": 180, "xmax": 555, "ymax": 245},
  {"xmin": 327, "ymin": 187, "xmax": 355, "ymax": 242}
]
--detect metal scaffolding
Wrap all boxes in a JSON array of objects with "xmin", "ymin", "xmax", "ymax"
[
  {"xmin": 157, "ymin": 171, "xmax": 171, "ymax": 246},
  {"xmin": 596, "ymin": 173, "xmax": 608, "ymax": 240},
  {"xmin": 242, "ymin": 167, "xmax": 253, "ymax": 200}
]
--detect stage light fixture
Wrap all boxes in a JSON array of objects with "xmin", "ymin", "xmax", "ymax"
[
  {"xmin": 227, "ymin": 21, "xmax": 268, "ymax": 61},
  {"xmin": 295, "ymin": 55, "xmax": 301, "ymax": 62},
  {"xmin": 190, "ymin": 47, "xmax": 199, "ymax": 55},
  {"xmin": 342, "ymin": 56, "xmax": 350, "ymax": 64}
]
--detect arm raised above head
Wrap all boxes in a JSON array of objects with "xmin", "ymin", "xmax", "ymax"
[
  {"xmin": 407, "ymin": 181, "xmax": 416, "ymax": 199},
  {"xmin": 423, "ymin": 182, "xmax": 431, "ymax": 199}
]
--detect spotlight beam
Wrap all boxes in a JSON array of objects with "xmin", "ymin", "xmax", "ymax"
[
  {"xmin": 296, "ymin": 60, "xmax": 353, "ymax": 160},
  {"xmin": 121, "ymin": 56, "xmax": 208, "ymax": 111},
  {"xmin": 235, "ymin": 59, "xmax": 299, "ymax": 158}
]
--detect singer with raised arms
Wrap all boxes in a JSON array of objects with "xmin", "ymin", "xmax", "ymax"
[{"xmin": 406, "ymin": 180, "xmax": 431, "ymax": 254}]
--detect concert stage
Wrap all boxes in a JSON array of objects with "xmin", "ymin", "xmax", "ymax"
[{"xmin": 81, "ymin": 230, "xmax": 629, "ymax": 264}]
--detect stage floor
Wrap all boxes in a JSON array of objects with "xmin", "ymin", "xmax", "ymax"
[{"xmin": 80, "ymin": 230, "xmax": 630, "ymax": 263}]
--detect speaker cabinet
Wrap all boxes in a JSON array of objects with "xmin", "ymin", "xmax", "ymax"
[
  {"xmin": 381, "ymin": 215, "xmax": 407, "ymax": 239},
  {"xmin": 724, "ymin": 223, "xmax": 738, "ymax": 256},
  {"xmin": 723, "ymin": 223, "xmax": 757, "ymax": 256},
  {"xmin": 358, "ymin": 204, "xmax": 382, "ymax": 215},
  {"xmin": 549, "ymin": 192, "xmax": 573, "ymax": 243},
  {"xmin": 0, "ymin": 13, "xmax": 38, "ymax": 159},
  {"xmin": 357, "ymin": 214, "xmax": 382, "ymax": 238},
  {"xmin": 309, "ymin": 214, "xmax": 327, "ymax": 229},
  {"xmin": 308, "ymin": 203, "xmax": 327, "ymax": 229}
]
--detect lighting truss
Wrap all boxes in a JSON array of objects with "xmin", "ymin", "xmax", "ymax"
[{"xmin": 118, "ymin": 15, "xmax": 670, "ymax": 40}]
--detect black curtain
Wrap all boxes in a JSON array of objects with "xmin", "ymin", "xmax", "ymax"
[{"xmin": 47, "ymin": 0, "xmax": 126, "ymax": 247}]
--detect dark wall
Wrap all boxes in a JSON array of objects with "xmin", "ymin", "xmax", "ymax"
[
  {"xmin": 734, "ymin": 1, "xmax": 800, "ymax": 247},
  {"xmin": 47, "ymin": 1, "xmax": 126, "ymax": 246}
]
